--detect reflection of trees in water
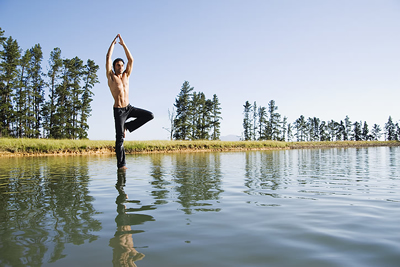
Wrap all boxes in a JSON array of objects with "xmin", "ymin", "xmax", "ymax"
[
  {"xmin": 149, "ymin": 153, "xmax": 170, "ymax": 205},
  {"xmin": 243, "ymin": 148, "xmax": 397, "ymax": 198},
  {"xmin": 109, "ymin": 171, "xmax": 155, "ymax": 267},
  {"xmin": 171, "ymin": 153, "xmax": 223, "ymax": 214},
  {"xmin": 0, "ymin": 156, "xmax": 101, "ymax": 266},
  {"xmin": 244, "ymin": 151, "xmax": 289, "ymax": 197}
]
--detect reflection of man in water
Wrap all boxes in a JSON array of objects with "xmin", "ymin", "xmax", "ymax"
[{"xmin": 109, "ymin": 170, "xmax": 155, "ymax": 267}]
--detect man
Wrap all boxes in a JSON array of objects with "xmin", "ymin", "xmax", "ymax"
[{"xmin": 106, "ymin": 34, "xmax": 154, "ymax": 170}]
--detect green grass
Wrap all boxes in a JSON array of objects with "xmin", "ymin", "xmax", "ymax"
[{"xmin": 0, "ymin": 138, "xmax": 399, "ymax": 156}]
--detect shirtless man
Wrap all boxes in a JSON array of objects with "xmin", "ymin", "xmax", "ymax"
[{"xmin": 106, "ymin": 34, "xmax": 154, "ymax": 170}]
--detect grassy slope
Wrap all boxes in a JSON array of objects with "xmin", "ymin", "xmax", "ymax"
[{"xmin": 0, "ymin": 138, "xmax": 399, "ymax": 156}]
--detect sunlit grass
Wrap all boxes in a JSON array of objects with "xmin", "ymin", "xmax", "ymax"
[{"xmin": 0, "ymin": 138, "xmax": 399, "ymax": 156}]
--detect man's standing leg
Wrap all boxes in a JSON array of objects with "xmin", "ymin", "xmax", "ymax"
[{"xmin": 114, "ymin": 107, "xmax": 127, "ymax": 169}]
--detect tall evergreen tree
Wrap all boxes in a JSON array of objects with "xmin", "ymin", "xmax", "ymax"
[
  {"xmin": 336, "ymin": 120, "xmax": 345, "ymax": 141},
  {"xmin": 371, "ymin": 123, "xmax": 382, "ymax": 141},
  {"xmin": 43, "ymin": 47, "xmax": 62, "ymax": 138},
  {"xmin": 265, "ymin": 100, "xmax": 281, "ymax": 140},
  {"xmin": 69, "ymin": 57, "xmax": 84, "ymax": 139},
  {"xmin": 327, "ymin": 120, "xmax": 338, "ymax": 141},
  {"xmin": 353, "ymin": 121, "xmax": 362, "ymax": 141},
  {"xmin": 307, "ymin": 117, "xmax": 320, "ymax": 141},
  {"xmin": 14, "ymin": 49, "xmax": 31, "ymax": 137},
  {"xmin": 385, "ymin": 116, "xmax": 395, "ymax": 141},
  {"xmin": 197, "ymin": 92, "xmax": 211, "ymax": 140},
  {"xmin": 189, "ymin": 91, "xmax": 201, "ymax": 139},
  {"xmin": 344, "ymin": 115, "xmax": 352, "ymax": 140},
  {"xmin": 294, "ymin": 115, "xmax": 307, "ymax": 141},
  {"xmin": 280, "ymin": 116, "xmax": 287, "ymax": 141},
  {"xmin": 319, "ymin": 121, "xmax": 329, "ymax": 141},
  {"xmin": 29, "ymin": 44, "xmax": 45, "ymax": 138},
  {"xmin": 173, "ymin": 81, "xmax": 193, "ymax": 140},
  {"xmin": 0, "ymin": 36, "xmax": 20, "ymax": 137},
  {"xmin": 243, "ymin": 101, "xmax": 252, "ymax": 140},
  {"xmin": 395, "ymin": 123, "xmax": 400, "ymax": 141},
  {"xmin": 78, "ymin": 59, "xmax": 99, "ymax": 139},
  {"xmin": 252, "ymin": 101, "xmax": 257, "ymax": 140},
  {"xmin": 52, "ymin": 59, "xmax": 71, "ymax": 138},
  {"xmin": 257, "ymin": 106, "xmax": 267, "ymax": 140},
  {"xmin": 210, "ymin": 94, "xmax": 222, "ymax": 140},
  {"xmin": 361, "ymin": 121, "xmax": 370, "ymax": 141},
  {"xmin": 287, "ymin": 123, "xmax": 293, "ymax": 142}
]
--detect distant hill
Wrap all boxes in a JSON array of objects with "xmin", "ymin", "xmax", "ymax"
[{"xmin": 220, "ymin": 135, "xmax": 241, "ymax": 141}]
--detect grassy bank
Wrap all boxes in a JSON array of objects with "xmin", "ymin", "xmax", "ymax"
[{"xmin": 0, "ymin": 138, "xmax": 399, "ymax": 157}]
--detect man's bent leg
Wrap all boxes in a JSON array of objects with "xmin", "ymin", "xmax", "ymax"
[{"xmin": 125, "ymin": 106, "xmax": 154, "ymax": 133}]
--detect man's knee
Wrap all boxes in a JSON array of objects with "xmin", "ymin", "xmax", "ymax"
[{"xmin": 147, "ymin": 112, "xmax": 154, "ymax": 121}]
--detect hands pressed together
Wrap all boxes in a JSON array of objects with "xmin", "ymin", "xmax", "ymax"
[{"xmin": 113, "ymin": 34, "xmax": 125, "ymax": 46}]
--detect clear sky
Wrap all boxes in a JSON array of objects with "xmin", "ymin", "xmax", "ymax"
[{"xmin": 1, "ymin": 0, "xmax": 399, "ymax": 140}]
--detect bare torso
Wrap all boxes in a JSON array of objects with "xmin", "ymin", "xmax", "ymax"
[{"xmin": 108, "ymin": 73, "xmax": 130, "ymax": 108}]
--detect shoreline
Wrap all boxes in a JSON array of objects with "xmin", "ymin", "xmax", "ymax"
[{"xmin": 1, "ymin": 139, "xmax": 399, "ymax": 157}]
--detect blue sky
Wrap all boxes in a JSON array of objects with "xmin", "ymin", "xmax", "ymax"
[{"xmin": 1, "ymin": 0, "xmax": 399, "ymax": 140}]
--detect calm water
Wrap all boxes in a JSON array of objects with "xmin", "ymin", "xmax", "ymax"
[{"xmin": 0, "ymin": 147, "xmax": 399, "ymax": 267}]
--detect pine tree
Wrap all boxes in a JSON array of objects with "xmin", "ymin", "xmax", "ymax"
[
  {"xmin": 344, "ymin": 115, "xmax": 352, "ymax": 140},
  {"xmin": 295, "ymin": 115, "xmax": 307, "ymax": 141},
  {"xmin": 0, "ymin": 28, "xmax": 6, "ymax": 47},
  {"xmin": 353, "ymin": 121, "xmax": 362, "ymax": 141},
  {"xmin": 69, "ymin": 57, "xmax": 84, "ymax": 139},
  {"xmin": 29, "ymin": 44, "xmax": 45, "ymax": 138},
  {"xmin": 173, "ymin": 81, "xmax": 193, "ymax": 140},
  {"xmin": 210, "ymin": 94, "xmax": 222, "ymax": 140},
  {"xmin": 361, "ymin": 121, "xmax": 370, "ymax": 141},
  {"xmin": 287, "ymin": 123, "xmax": 293, "ymax": 141},
  {"xmin": 197, "ymin": 92, "xmax": 211, "ymax": 140},
  {"xmin": 189, "ymin": 91, "xmax": 200, "ymax": 139},
  {"xmin": 385, "ymin": 116, "xmax": 395, "ymax": 141},
  {"xmin": 371, "ymin": 124, "xmax": 382, "ymax": 141},
  {"xmin": 243, "ymin": 101, "xmax": 252, "ymax": 140},
  {"xmin": 43, "ymin": 48, "xmax": 62, "ymax": 138},
  {"xmin": 319, "ymin": 121, "xmax": 329, "ymax": 141},
  {"xmin": 327, "ymin": 120, "xmax": 338, "ymax": 141},
  {"xmin": 14, "ymin": 49, "xmax": 31, "ymax": 137},
  {"xmin": 264, "ymin": 100, "xmax": 281, "ymax": 140},
  {"xmin": 257, "ymin": 106, "xmax": 267, "ymax": 140},
  {"xmin": 336, "ymin": 120, "xmax": 345, "ymax": 141},
  {"xmin": 79, "ymin": 59, "xmax": 99, "ymax": 139},
  {"xmin": 280, "ymin": 116, "xmax": 287, "ymax": 141},
  {"xmin": 307, "ymin": 117, "xmax": 320, "ymax": 141},
  {"xmin": 0, "ymin": 36, "xmax": 20, "ymax": 137},
  {"xmin": 252, "ymin": 101, "xmax": 257, "ymax": 140}
]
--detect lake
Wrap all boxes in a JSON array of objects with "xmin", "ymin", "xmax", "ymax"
[{"xmin": 0, "ymin": 147, "xmax": 399, "ymax": 267}]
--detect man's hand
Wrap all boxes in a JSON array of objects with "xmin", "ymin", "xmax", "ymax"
[
  {"xmin": 118, "ymin": 34, "xmax": 125, "ymax": 46},
  {"xmin": 112, "ymin": 35, "xmax": 118, "ymax": 45}
]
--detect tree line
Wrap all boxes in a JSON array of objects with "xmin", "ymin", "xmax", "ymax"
[
  {"xmin": 0, "ymin": 27, "xmax": 99, "ymax": 139},
  {"xmin": 243, "ymin": 100, "xmax": 400, "ymax": 141},
  {"xmin": 169, "ymin": 81, "xmax": 222, "ymax": 140}
]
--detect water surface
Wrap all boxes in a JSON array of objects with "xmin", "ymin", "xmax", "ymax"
[{"xmin": 1, "ymin": 147, "xmax": 399, "ymax": 267}]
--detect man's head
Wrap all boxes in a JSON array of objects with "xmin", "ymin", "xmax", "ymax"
[{"xmin": 113, "ymin": 58, "xmax": 125, "ymax": 75}]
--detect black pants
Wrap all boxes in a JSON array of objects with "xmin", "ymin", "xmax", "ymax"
[{"xmin": 113, "ymin": 104, "xmax": 154, "ymax": 168}]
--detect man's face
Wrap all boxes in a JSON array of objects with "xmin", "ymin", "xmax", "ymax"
[{"xmin": 114, "ymin": 61, "xmax": 124, "ymax": 75}]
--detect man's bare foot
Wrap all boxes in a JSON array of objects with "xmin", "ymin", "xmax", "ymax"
[{"xmin": 118, "ymin": 166, "xmax": 128, "ymax": 170}]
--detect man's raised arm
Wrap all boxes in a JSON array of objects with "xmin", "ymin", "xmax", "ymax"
[
  {"xmin": 117, "ymin": 34, "xmax": 134, "ymax": 77},
  {"xmin": 106, "ymin": 35, "xmax": 118, "ymax": 78}
]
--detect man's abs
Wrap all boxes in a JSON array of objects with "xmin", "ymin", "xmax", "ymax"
[{"xmin": 108, "ymin": 76, "xmax": 130, "ymax": 108}]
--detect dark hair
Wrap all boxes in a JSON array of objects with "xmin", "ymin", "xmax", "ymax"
[{"xmin": 113, "ymin": 58, "xmax": 124, "ymax": 70}]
